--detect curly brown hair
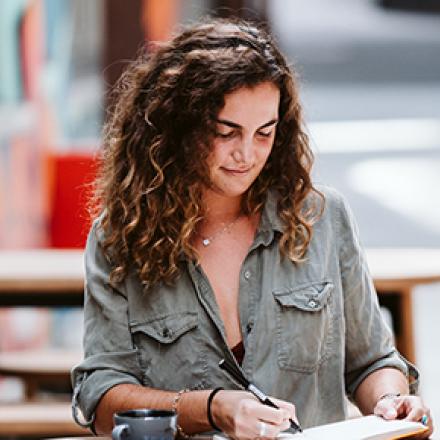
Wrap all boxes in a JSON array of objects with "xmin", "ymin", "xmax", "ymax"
[{"xmin": 94, "ymin": 18, "xmax": 324, "ymax": 289}]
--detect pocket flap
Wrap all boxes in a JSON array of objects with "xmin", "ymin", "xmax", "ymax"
[
  {"xmin": 273, "ymin": 281, "xmax": 334, "ymax": 311},
  {"xmin": 129, "ymin": 311, "xmax": 198, "ymax": 343}
]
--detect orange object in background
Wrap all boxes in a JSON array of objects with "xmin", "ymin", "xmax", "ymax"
[
  {"xmin": 46, "ymin": 153, "xmax": 99, "ymax": 248},
  {"xmin": 142, "ymin": 0, "xmax": 180, "ymax": 43}
]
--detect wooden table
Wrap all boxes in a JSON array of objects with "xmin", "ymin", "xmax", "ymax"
[
  {"xmin": 0, "ymin": 402, "xmax": 88, "ymax": 437},
  {"xmin": 366, "ymin": 248, "xmax": 440, "ymax": 363},
  {"xmin": 1, "ymin": 248, "xmax": 439, "ymax": 362},
  {"xmin": 0, "ymin": 349, "xmax": 82, "ymax": 399}
]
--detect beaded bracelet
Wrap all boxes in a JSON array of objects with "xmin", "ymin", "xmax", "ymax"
[{"xmin": 172, "ymin": 388, "xmax": 191, "ymax": 439}]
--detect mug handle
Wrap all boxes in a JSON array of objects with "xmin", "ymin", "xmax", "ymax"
[{"xmin": 112, "ymin": 424, "xmax": 130, "ymax": 440}]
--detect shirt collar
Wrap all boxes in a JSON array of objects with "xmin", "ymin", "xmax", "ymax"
[
  {"xmin": 180, "ymin": 189, "xmax": 284, "ymax": 261},
  {"xmin": 251, "ymin": 189, "xmax": 284, "ymax": 249},
  {"xmin": 258, "ymin": 189, "xmax": 284, "ymax": 234}
]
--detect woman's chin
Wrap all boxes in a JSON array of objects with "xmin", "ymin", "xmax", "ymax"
[
  {"xmin": 208, "ymin": 177, "xmax": 256, "ymax": 197},
  {"xmin": 213, "ymin": 184, "xmax": 252, "ymax": 199}
]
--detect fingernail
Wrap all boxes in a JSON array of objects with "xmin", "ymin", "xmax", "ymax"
[{"xmin": 386, "ymin": 408, "xmax": 397, "ymax": 418}]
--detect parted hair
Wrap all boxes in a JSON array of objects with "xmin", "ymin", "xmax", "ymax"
[{"xmin": 94, "ymin": 18, "xmax": 324, "ymax": 289}]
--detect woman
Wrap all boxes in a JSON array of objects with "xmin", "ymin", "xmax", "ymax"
[{"xmin": 72, "ymin": 19, "xmax": 433, "ymax": 439}]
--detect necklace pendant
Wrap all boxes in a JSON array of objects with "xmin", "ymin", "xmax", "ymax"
[{"xmin": 202, "ymin": 238, "xmax": 210, "ymax": 246}]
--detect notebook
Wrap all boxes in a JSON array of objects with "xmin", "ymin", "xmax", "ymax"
[{"xmin": 213, "ymin": 415, "xmax": 428, "ymax": 440}]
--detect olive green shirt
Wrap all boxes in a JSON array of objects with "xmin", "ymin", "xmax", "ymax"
[{"xmin": 71, "ymin": 186, "xmax": 418, "ymax": 429}]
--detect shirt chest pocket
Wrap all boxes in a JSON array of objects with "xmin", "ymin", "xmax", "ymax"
[
  {"xmin": 272, "ymin": 281, "xmax": 334, "ymax": 373},
  {"xmin": 129, "ymin": 311, "xmax": 208, "ymax": 390}
]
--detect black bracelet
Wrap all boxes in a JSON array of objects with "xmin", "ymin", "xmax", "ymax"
[{"xmin": 207, "ymin": 387, "xmax": 224, "ymax": 431}]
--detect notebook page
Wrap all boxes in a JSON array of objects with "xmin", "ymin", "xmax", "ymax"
[{"xmin": 277, "ymin": 415, "xmax": 428, "ymax": 440}]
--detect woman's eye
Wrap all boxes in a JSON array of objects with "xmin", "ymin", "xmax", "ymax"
[
  {"xmin": 257, "ymin": 131, "xmax": 272, "ymax": 138},
  {"xmin": 216, "ymin": 131, "xmax": 235, "ymax": 139}
]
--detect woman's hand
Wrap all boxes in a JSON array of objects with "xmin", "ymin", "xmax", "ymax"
[
  {"xmin": 211, "ymin": 390, "xmax": 297, "ymax": 439},
  {"xmin": 374, "ymin": 394, "xmax": 433, "ymax": 439}
]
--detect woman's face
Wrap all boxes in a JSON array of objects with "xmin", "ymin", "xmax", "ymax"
[{"xmin": 206, "ymin": 81, "xmax": 280, "ymax": 199}]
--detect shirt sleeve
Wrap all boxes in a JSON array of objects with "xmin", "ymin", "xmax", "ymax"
[
  {"xmin": 71, "ymin": 219, "xmax": 143, "ymax": 428},
  {"xmin": 333, "ymin": 191, "xmax": 419, "ymax": 398}
]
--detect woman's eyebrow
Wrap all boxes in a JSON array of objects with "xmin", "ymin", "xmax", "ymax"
[{"xmin": 215, "ymin": 118, "xmax": 278, "ymax": 129}]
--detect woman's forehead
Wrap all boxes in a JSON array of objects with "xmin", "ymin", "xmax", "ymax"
[{"xmin": 217, "ymin": 82, "xmax": 280, "ymax": 123}]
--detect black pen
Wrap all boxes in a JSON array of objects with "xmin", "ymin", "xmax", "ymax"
[{"xmin": 219, "ymin": 358, "xmax": 302, "ymax": 434}]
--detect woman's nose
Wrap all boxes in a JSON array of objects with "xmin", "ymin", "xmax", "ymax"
[{"xmin": 232, "ymin": 138, "xmax": 254, "ymax": 163}]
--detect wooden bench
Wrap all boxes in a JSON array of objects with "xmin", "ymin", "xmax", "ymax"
[
  {"xmin": 0, "ymin": 349, "xmax": 82, "ymax": 400},
  {"xmin": 0, "ymin": 401, "xmax": 89, "ymax": 437}
]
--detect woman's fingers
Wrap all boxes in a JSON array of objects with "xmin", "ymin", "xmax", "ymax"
[
  {"xmin": 269, "ymin": 396, "xmax": 298, "ymax": 424},
  {"xmin": 249, "ymin": 401, "xmax": 292, "ymax": 426},
  {"xmin": 374, "ymin": 396, "xmax": 401, "ymax": 419},
  {"xmin": 254, "ymin": 420, "xmax": 289, "ymax": 439},
  {"xmin": 250, "ymin": 396, "xmax": 296, "ymax": 438},
  {"xmin": 374, "ymin": 395, "xmax": 434, "ymax": 440},
  {"xmin": 236, "ymin": 398, "xmax": 291, "ymax": 436},
  {"xmin": 405, "ymin": 406, "xmax": 433, "ymax": 440},
  {"xmin": 213, "ymin": 390, "xmax": 296, "ymax": 439}
]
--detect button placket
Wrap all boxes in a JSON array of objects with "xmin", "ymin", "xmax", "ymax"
[
  {"xmin": 246, "ymin": 322, "xmax": 254, "ymax": 334},
  {"xmin": 240, "ymin": 257, "xmax": 258, "ymax": 377},
  {"xmin": 187, "ymin": 260, "xmax": 231, "ymax": 356}
]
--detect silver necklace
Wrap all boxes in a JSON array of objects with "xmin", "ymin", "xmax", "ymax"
[{"xmin": 200, "ymin": 215, "xmax": 241, "ymax": 246}]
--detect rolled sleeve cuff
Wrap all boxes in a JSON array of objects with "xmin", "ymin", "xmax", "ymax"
[
  {"xmin": 71, "ymin": 350, "xmax": 143, "ymax": 427},
  {"xmin": 346, "ymin": 350, "xmax": 419, "ymax": 397}
]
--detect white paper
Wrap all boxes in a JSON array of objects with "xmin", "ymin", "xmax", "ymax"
[{"xmin": 213, "ymin": 415, "xmax": 427, "ymax": 440}]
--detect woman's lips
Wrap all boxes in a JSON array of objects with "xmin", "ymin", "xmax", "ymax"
[{"xmin": 221, "ymin": 167, "xmax": 251, "ymax": 175}]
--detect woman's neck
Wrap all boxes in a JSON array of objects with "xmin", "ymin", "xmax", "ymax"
[{"xmin": 202, "ymin": 191, "xmax": 243, "ymax": 224}]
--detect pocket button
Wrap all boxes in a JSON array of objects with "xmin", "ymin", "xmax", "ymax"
[
  {"xmin": 308, "ymin": 299, "xmax": 319, "ymax": 308},
  {"xmin": 162, "ymin": 327, "xmax": 171, "ymax": 337}
]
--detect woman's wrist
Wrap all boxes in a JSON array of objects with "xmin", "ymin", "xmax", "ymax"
[
  {"xmin": 209, "ymin": 389, "xmax": 226, "ymax": 432},
  {"xmin": 207, "ymin": 388, "xmax": 224, "ymax": 431},
  {"xmin": 355, "ymin": 368, "xmax": 410, "ymax": 414},
  {"xmin": 172, "ymin": 389, "xmax": 191, "ymax": 438},
  {"xmin": 172, "ymin": 389, "xmax": 213, "ymax": 436},
  {"xmin": 376, "ymin": 392, "xmax": 401, "ymax": 403}
]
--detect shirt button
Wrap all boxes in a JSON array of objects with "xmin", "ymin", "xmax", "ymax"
[
  {"xmin": 308, "ymin": 299, "xmax": 318, "ymax": 308},
  {"xmin": 246, "ymin": 322, "xmax": 253, "ymax": 334},
  {"xmin": 244, "ymin": 270, "xmax": 251, "ymax": 280},
  {"xmin": 162, "ymin": 327, "xmax": 170, "ymax": 337}
]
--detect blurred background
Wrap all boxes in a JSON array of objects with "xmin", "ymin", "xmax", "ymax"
[{"xmin": 0, "ymin": 0, "xmax": 439, "ymax": 436}]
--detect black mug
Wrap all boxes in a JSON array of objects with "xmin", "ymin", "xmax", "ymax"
[{"xmin": 112, "ymin": 409, "xmax": 177, "ymax": 440}]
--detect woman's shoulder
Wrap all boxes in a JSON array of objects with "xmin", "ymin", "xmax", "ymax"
[
  {"xmin": 317, "ymin": 182, "xmax": 347, "ymax": 201},
  {"xmin": 304, "ymin": 183, "xmax": 346, "ymax": 212},
  {"xmin": 84, "ymin": 211, "xmax": 118, "ymax": 269},
  {"xmin": 86, "ymin": 211, "xmax": 108, "ymax": 247},
  {"xmin": 305, "ymin": 184, "xmax": 354, "ymax": 226}
]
